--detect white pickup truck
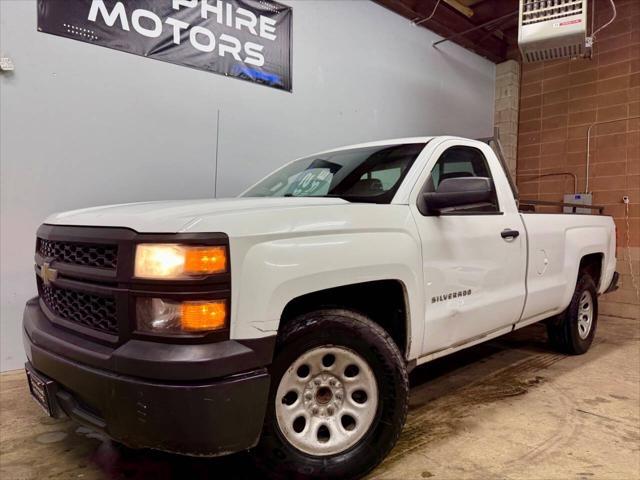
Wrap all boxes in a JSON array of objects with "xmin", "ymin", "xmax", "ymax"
[{"xmin": 24, "ymin": 136, "xmax": 618, "ymax": 479}]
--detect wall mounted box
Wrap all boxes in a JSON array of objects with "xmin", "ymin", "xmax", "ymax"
[{"xmin": 563, "ymin": 193, "xmax": 593, "ymax": 214}]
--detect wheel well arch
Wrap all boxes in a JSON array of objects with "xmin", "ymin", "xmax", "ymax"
[
  {"xmin": 579, "ymin": 252, "xmax": 604, "ymax": 289},
  {"xmin": 279, "ymin": 280, "xmax": 409, "ymax": 356}
]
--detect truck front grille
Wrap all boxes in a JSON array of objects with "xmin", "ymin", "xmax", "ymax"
[
  {"xmin": 39, "ymin": 280, "xmax": 118, "ymax": 335},
  {"xmin": 35, "ymin": 224, "xmax": 230, "ymax": 344},
  {"xmin": 38, "ymin": 238, "xmax": 117, "ymax": 269}
]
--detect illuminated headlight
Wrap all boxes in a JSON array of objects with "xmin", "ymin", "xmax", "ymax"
[
  {"xmin": 134, "ymin": 244, "xmax": 227, "ymax": 279},
  {"xmin": 136, "ymin": 298, "xmax": 228, "ymax": 334}
]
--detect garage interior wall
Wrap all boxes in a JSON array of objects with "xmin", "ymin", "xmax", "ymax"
[
  {"xmin": 0, "ymin": 1, "xmax": 496, "ymax": 371},
  {"xmin": 516, "ymin": 0, "xmax": 640, "ymax": 319}
]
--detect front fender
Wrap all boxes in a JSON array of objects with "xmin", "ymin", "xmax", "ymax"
[{"xmin": 230, "ymin": 231, "xmax": 424, "ymax": 360}]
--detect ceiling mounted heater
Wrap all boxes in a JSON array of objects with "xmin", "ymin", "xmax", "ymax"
[{"xmin": 518, "ymin": 0, "xmax": 587, "ymax": 63}]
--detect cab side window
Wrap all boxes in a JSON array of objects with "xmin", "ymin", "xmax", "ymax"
[{"xmin": 424, "ymin": 146, "xmax": 499, "ymax": 213}]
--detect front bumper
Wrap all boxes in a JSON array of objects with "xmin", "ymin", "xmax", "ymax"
[{"xmin": 23, "ymin": 298, "xmax": 274, "ymax": 456}]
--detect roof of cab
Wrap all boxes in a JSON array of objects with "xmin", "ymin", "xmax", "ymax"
[
  {"xmin": 316, "ymin": 136, "xmax": 485, "ymax": 156},
  {"xmin": 318, "ymin": 137, "xmax": 435, "ymax": 155}
]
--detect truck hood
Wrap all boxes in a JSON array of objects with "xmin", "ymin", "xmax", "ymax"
[{"xmin": 44, "ymin": 197, "xmax": 349, "ymax": 233}]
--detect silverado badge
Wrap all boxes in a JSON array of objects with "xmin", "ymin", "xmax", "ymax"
[{"xmin": 432, "ymin": 289, "xmax": 472, "ymax": 303}]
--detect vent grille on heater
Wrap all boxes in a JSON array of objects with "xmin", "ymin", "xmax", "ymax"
[
  {"xmin": 518, "ymin": 0, "xmax": 587, "ymax": 63},
  {"xmin": 524, "ymin": 43, "xmax": 583, "ymax": 62},
  {"xmin": 521, "ymin": 0, "xmax": 584, "ymax": 26}
]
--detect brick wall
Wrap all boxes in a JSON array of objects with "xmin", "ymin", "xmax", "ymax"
[{"xmin": 516, "ymin": 0, "xmax": 639, "ymax": 318}]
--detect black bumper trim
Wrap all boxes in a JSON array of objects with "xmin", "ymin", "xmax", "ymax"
[
  {"xmin": 23, "ymin": 298, "xmax": 275, "ymax": 456},
  {"xmin": 24, "ymin": 348, "xmax": 270, "ymax": 456}
]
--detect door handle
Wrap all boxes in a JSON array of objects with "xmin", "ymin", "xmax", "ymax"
[{"xmin": 501, "ymin": 229, "xmax": 520, "ymax": 240}]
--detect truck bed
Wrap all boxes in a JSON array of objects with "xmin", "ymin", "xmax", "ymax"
[{"xmin": 518, "ymin": 211, "xmax": 616, "ymax": 325}]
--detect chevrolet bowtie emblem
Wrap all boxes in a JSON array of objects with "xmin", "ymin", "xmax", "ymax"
[{"xmin": 41, "ymin": 262, "xmax": 58, "ymax": 286}]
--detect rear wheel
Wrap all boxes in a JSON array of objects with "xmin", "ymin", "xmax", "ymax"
[
  {"xmin": 255, "ymin": 309, "xmax": 408, "ymax": 479},
  {"xmin": 547, "ymin": 274, "xmax": 598, "ymax": 355}
]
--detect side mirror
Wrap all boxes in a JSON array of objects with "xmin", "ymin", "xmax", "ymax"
[{"xmin": 418, "ymin": 177, "xmax": 493, "ymax": 215}]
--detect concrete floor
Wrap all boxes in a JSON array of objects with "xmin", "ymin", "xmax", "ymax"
[{"xmin": 1, "ymin": 315, "xmax": 639, "ymax": 480}]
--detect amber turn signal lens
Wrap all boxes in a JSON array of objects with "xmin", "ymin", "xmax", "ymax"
[
  {"xmin": 184, "ymin": 246, "xmax": 227, "ymax": 275},
  {"xmin": 180, "ymin": 300, "xmax": 227, "ymax": 331}
]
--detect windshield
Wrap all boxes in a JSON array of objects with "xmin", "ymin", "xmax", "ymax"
[{"xmin": 241, "ymin": 143, "xmax": 426, "ymax": 203}]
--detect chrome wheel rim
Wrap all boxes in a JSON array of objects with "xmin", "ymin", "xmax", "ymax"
[
  {"xmin": 577, "ymin": 290, "xmax": 593, "ymax": 339},
  {"xmin": 275, "ymin": 345, "xmax": 378, "ymax": 456}
]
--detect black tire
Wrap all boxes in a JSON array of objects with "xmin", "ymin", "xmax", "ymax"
[
  {"xmin": 547, "ymin": 274, "xmax": 598, "ymax": 355},
  {"xmin": 254, "ymin": 309, "xmax": 408, "ymax": 480}
]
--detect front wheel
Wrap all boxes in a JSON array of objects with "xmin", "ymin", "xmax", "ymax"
[
  {"xmin": 254, "ymin": 309, "xmax": 408, "ymax": 479},
  {"xmin": 547, "ymin": 274, "xmax": 598, "ymax": 355}
]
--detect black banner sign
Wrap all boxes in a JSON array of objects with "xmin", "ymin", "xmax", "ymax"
[{"xmin": 37, "ymin": 0, "xmax": 292, "ymax": 91}]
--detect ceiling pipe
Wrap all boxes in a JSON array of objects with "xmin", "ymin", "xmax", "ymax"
[
  {"xmin": 412, "ymin": 0, "xmax": 442, "ymax": 26},
  {"xmin": 591, "ymin": 0, "xmax": 617, "ymax": 39},
  {"xmin": 432, "ymin": 11, "xmax": 518, "ymax": 47},
  {"xmin": 476, "ymin": 16, "xmax": 516, "ymax": 43},
  {"xmin": 585, "ymin": 115, "xmax": 640, "ymax": 193},
  {"xmin": 519, "ymin": 172, "xmax": 578, "ymax": 195}
]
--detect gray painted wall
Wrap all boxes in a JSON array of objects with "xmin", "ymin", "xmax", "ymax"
[{"xmin": 0, "ymin": 0, "xmax": 495, "ymax": 371}]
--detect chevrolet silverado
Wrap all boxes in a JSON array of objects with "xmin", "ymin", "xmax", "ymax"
[{"xmin": 24, "ymin": 136, "xmax": 619, "ymax": 479}]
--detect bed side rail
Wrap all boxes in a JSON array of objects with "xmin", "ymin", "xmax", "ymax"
[{"xmin": 519, "ymin": 199, "xmax": 605, "ymax": 215}]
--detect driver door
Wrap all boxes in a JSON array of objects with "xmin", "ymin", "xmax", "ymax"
[{"xmin": 411, "ymin": 140, "xmax": 527, "ymax": 355}]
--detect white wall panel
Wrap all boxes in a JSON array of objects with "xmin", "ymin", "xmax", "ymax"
[{"xmin": 0, "ymin": 0, "xmax": 495, "ymax": 371}]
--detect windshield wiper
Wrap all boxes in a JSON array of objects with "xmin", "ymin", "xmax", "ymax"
[{"xmin": 280, "ymin": 193, "xmax": 352, "ymax": 202}]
